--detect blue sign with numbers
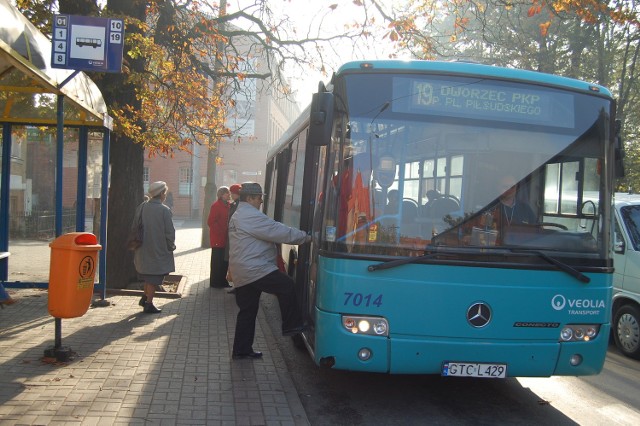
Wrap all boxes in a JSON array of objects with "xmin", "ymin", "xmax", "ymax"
[{"xmin": 51, "ymin": 14, "xmax": 124, "ymax": 73}]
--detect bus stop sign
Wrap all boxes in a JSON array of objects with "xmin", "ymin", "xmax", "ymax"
[{"xmin": 51, "ymin": 14, "xmax": 124, "ymax": 73}]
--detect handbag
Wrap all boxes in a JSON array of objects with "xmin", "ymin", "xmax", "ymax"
[{"xmin": 126, "ymin": 203, "xmax": 145, "ymax": 250}]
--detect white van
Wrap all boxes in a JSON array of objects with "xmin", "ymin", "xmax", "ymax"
[{"xmin": 612, "ymin": 193, "xmax": 640, "ymax": 359}]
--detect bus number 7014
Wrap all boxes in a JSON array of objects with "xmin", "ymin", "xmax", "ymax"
[{"xmin": 344, "ymin": 292, "xmax": 383, "ymax": 308}]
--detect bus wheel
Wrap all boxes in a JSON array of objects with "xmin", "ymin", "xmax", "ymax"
[{"xmin": 613, "ymin": 304, "xmax": 640, "ymax": 359}]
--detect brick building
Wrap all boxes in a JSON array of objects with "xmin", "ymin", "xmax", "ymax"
[{"xmin": 143, "ymin": 78, "xmax": 300, "ymax": 219}]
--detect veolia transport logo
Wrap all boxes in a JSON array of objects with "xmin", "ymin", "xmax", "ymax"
[{"xmin": 551, "ymin": 294, "xmax": 566, "ymax": 310}]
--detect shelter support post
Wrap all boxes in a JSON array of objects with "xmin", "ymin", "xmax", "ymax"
[
  {"xmin": 96, "ymin": 130, "xmax": 110, "ymax": 300},
  {"xmin": 0, "ymin": 124, "xmax": 11, "ymax": 281}
]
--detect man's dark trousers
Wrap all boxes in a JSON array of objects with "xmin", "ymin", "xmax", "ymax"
[
  {"xmin": 210, "ymin": 247, "xmax": 228, "ymax": 287},
  {"xmin": 232, "ymin": 270, "xmax": 302, "ymax": 355}
]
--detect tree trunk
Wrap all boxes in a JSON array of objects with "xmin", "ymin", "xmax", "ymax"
[
  {"xmin": 201, "ymin": 146, "xmax": 216, "ymax": 248},
  {"xmin": 58, "ymin": 0, "xmax": 98, "ymax": 15},
  {"xmin": 98, "ymin": 0, "xmax": 147, "ymax": 288},
  {"xmin": 200, "ymin": 0, "xmax": 227, "ymax": 248},
  {"xmin": 105, "ymin": 133, "xmax": 144, "ymax": 288}
]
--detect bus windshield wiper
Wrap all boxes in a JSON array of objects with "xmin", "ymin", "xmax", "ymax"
[
  {"xmin": 367, "ymin": 246, "xmax": 482, "ymax": 271},
  {"xmin": 368, "ymin": 246, "xmax": 591, "ymax": 283},
  {"xmin": 510, "ymin": 249, "xmax": 590, "ymax": 284},
  {"xmin": 367, "ymin": 252, "xmax": 441, "ymax": 271}
]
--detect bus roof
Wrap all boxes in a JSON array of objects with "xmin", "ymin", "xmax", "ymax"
[{"xmin": 336, "ymin": 60, "xmax": 612, "ymax": 97}]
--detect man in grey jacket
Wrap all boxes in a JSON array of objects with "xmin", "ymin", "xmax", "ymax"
[{"xmin": 228, "ymin": 182, "xmax": 311, "ymax": 359}]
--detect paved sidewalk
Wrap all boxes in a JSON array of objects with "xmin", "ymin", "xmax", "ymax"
[{"xmin": 0, "ymin": 221, "xmax": 310, "ymax": 425}]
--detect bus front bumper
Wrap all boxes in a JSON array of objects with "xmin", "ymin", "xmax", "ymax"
[{"xmin": 314, "ymin": 310, "xmax": 609, "ymax": 377}]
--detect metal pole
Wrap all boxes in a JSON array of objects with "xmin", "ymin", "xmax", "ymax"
[
  {"xmin": 54, "ymin": 318, "xmax": 62, "ymax": 349},
  {"xmin": 0, "ymin": 124, "xmax": 12, "ymax": 281},
  {"xmin": 47, "ymin": 71, "xmax": 82, "ymax": 360},
  {"xmin": 98, "ymin": 130, "xmax": 110, "ymax": 300},
  {"xmin": 51, "ymin": 95, "xmax": 65, "ymax": 359},
  {"xmin": 55, "ymin": 95, "xmax": 64, "ymax": 237}
]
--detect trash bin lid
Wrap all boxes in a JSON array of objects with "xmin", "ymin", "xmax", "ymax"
[{"xmin": 49, "ymin": 232, "xmax": 102, "ymax": 250}]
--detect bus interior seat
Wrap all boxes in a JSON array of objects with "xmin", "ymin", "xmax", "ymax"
[
  {"xmin": 402, "ymin": 199, "xmax": 419, "ymax": 223},
  {"xmin": 425, "ymin": 197, "xmax": 459, "ymax": 220}
]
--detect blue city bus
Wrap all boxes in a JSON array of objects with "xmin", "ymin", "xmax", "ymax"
[{"xmin": 264, "ymin": 60, "xmax": 622, "ymax": 377}]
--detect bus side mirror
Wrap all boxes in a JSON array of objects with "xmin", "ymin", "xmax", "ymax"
[{"xmin": 308, "ymin": 90, "xmax": 334, "ymax": 146}]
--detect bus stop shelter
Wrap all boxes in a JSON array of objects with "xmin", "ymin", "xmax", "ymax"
[{"xmin": 0, "ymin": 0, "xmax": 111, "ymax": 297}]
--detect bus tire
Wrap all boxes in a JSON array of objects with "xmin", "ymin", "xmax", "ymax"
[{"xmin": 613, "ymin": 304, "xmax": 640, "ymax": 359}]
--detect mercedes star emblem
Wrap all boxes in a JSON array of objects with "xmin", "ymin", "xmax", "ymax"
[{"xmin": 467, "ymin": 302, "xmax": 492, "ymax": 328}]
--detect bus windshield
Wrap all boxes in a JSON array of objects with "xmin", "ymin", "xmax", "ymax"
[{"xmin": 321, "ymin": 73, "xmax": 611, "ymax": 260}]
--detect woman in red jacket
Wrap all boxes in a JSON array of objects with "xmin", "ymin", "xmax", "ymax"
[{"xmin": 208, "ymin": 186, "xmax": 231, "ymax": 288}]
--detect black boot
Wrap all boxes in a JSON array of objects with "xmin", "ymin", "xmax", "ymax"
[
  {"xmin": 143, "ymin": 302, "xmax": 161, "ymax": 314},
  {"xmin": 138, "ymin": 295, "xmax": 147, "ymax": 307}
]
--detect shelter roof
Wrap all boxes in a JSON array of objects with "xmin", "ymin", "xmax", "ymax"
[{"xmin": 0, "ymin": 0, "xmax": 111, "ymax": 128}]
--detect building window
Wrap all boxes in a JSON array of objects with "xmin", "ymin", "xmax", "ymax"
[
  {"xmin": 223, "ymin": 169, "xmax": 237, "ymax": 186},
  {"xmin": 179, "ymin": 166, "xmax": 192, "ymax": 195}
]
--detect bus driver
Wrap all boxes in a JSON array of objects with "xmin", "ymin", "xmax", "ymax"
[{"xmin": 475, "ymin": 175, "xmax": 536, "ymax": 245}]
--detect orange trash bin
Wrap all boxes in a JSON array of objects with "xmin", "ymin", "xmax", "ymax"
[{"xmin": 48, "ymin": 232, "xmax": 102, "ymax": 319}]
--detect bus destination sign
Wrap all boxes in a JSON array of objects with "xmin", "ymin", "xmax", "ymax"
[{"xmin": 396, "ymin": 79, "xmax": 575, "ymax": 128}]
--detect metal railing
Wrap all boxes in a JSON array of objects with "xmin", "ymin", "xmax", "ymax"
[{"xmin": 9, "ymin": 210, "xmax": 76, "ymax": 240}]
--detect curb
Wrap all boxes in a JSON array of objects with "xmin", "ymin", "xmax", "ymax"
[{"xmin": 102, "ymin": 274, "xmax": 187, "ymax": 299}]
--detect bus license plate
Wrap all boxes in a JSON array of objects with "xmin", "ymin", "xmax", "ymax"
[{"xmin": 442, "ymin": 362, "xmax": 507, "ymax": 378}]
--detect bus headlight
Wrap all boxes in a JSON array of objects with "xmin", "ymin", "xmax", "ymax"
[
  {"xmin": 559, "ymin": 324, "xmax": 600, "ymax": 342},
  {"xmin": 373, "ymin": 321, "xmax": 388, "ymax": 335},
  {"xmin": 342, "ymin": 315, "xmax": 389, "ymax": 336},
  {"xmin": 585, "ymin": 326, "xmax": 598, "ymax": 339},
  {"xmin": 560, "ymin": 327, "xmax": 573, "ymax": 341}
]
